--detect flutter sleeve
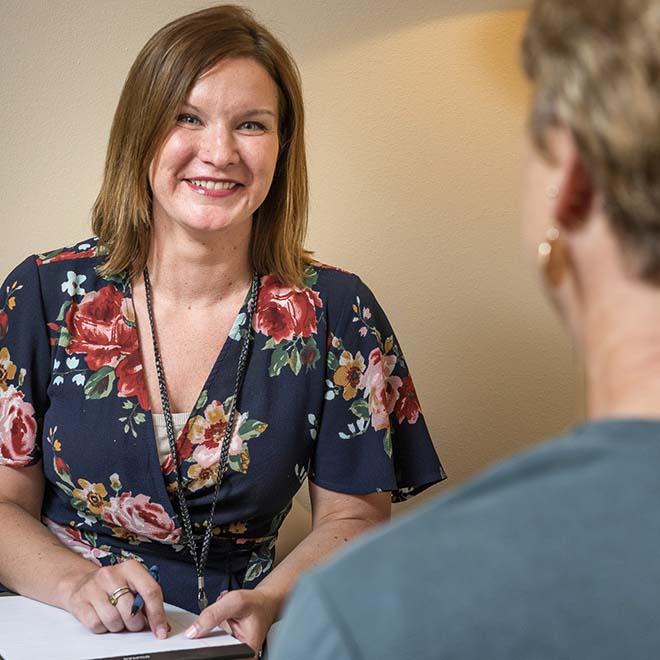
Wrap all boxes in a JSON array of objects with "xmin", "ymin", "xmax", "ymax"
[
  {"xmin": 0, "ymin": 256, "xmax": 51, "ymax": 467},
  {"xmin": 310, "ymin": 275, "xmax": 446, "ymax": 502}
]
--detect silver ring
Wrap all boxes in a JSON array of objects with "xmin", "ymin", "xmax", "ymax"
[{"xmin": 108, "ymin": 586, "xmax": 132, "ymax": 607}]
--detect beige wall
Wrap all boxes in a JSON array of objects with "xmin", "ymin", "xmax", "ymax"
[{"xmin": 1, "ymin": 1, "xmax": 582, "ymax": 518}]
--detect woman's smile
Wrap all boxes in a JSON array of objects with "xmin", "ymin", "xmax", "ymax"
[{"xmin": 185, "ymin": 178, "xmax": 243, "ymax": 198}]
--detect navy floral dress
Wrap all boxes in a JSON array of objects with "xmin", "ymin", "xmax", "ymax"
[{"xmin": 0, "ymin": 238, "xmax": 445, "ymax": 612}]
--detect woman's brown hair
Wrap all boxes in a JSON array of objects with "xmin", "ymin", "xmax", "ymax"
[{"xmin": 92, "ymin": 4, "xmax": 311, "ymax": 286}]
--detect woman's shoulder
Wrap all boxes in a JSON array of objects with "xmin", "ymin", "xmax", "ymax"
[
  {"xmin": 3, "ymin": 238, "xmax": 104, "ymax": 291},
  {"xmin": 304, "ymin": 261, "xmax": 365, "ymax": 296},
  {"xmin": 34, "ymin": 237, "xmax": 102, "ymax": 269},
  {"xmin": 2, "ymin": 238, "xmax": 114, "ymax": 310}
]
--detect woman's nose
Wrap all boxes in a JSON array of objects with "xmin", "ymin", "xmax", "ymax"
[{"xmin": 198, "ymin": 125, "xmax": 239, "ymax": 168}]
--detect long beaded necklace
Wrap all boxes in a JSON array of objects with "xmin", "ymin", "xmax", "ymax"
[{"xmin": 143, "ymin": 267, "xmax": 260, "ymax": 612}]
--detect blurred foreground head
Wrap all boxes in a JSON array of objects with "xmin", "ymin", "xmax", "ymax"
[{"xmin": 522, "ymin": 0, "xmax": 660, "ymax": 282}]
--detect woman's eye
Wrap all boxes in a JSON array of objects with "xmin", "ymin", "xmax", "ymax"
[
  {"xmin": 239, "ymin": 121, "xmax": 266, "ymax": 133},
  {"xmin": 176, "ymin": 114, "xmax": 201, "ymax": 126}
]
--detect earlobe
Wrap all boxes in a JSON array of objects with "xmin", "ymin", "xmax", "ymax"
[{"xmin": 538, "ymin": 226, "xmax": 570, "ymax": 288}]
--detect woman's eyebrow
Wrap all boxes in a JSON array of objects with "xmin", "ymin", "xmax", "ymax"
[
  {"xmin": 181, "ymin": 102, "xmax": 276, "ymax": 118},
  {"xmin": 243, "ymin": 109, "xmax": 277, "ymax": 117}
]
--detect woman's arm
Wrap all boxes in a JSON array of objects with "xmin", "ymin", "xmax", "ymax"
[
  {"xmin": 0, "ymin": 462, "xmax": 89, "ymax": 603},
  {"xmin": 0, "ymin": 463, "xmax": 168, "ymax": 637},
  {"xmin": 258, "ymin": 484, "xmax": 391, "ymax": 613},
  {"xmin": 187, "ymin": 484, "xmax": 391, "ymax": 652}
]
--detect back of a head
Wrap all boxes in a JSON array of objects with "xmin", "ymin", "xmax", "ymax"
[{"xmin": 522, "ymin": 0, "xmax": 660, "ymax": 281}]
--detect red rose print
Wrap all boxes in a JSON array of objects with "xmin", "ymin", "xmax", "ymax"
[
  {"xmin": 176, "ymin": 420, "xmax": 194, "ymax": 463},
  {"xmin": 54, "ymin": 456, "xmax": 71, "ymax": 475},
  {"xmin": 44, "ymin": 518, "xmax": 111, "ymax": 565},
  {"xmin": 394, "ymin": 375, "xmax": 421, "ymax": 425},
  {"xmin": 66, "ymin": 286, "xmax": 136, "ymax": 370},
  {"xmin": 115, "ymin": 349, "xmax": 150, "ymax": 410},
  {"xmin": 253, "ymin": 275, "xmax": 323, "ymax": 343},
  {"xmin": 36, "ymin": 247, "xmax": 97, "ymax": 266},
  {"xmin": 301, "ymin": 344, "xmax": 317, "ymax": 366},
  {"xmin": 66, "ymin": 286, "xmax": 149, "ymax": 409},
  {"xmin": 161, "ymin": 453, "xmax": 176, "ymax": 476},
  {"xmin": 0, "ymin": 386, "xmax": 37, "ymax": 466},
  {"xmin": 0, "ymin": 311, "xmax": 7, "ymax": 340},
  {"xmin": 101, "ymin": 493, "xmax": 181, "ymax": 544}
]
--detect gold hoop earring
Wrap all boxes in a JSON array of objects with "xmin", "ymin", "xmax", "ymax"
[{"xmin": 538, "ymin": 226, "xmax": 569, "ymax": 288}]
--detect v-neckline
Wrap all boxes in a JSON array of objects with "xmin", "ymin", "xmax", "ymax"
[{"xmin": 125, "ymin": 274, "xmax": 254, "ymax": 483}]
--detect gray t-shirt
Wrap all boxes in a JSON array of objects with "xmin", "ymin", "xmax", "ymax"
[{"xmin": 269, "ymin": 419, "xmax": 660, "ymax": 660}]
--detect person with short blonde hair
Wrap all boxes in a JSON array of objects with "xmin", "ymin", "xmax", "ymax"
[
  {"xmin": 522, "ymin": 0, "xmax": 660, "ymax": 281},
  {"xmin": 0, "ymin": 5, "xmax": 444, "ymax": 656},
  {"xmin": 269, "ymin": 2, "xmax": 660, "ymax": 658}
]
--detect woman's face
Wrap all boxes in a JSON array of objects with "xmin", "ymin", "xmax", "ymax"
[{"xmin": 149, "ymin": 57, "xmax": 280, "ymax": 239}]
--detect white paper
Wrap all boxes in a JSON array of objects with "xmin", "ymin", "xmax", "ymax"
[{"xmin": 0, "ymin": 596, "xmax": 249, "ymax": 660}]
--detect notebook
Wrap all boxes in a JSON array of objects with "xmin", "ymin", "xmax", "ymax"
[{"xmin": 0, "ymin": 596, "xmax": 254, "ymax": 660}]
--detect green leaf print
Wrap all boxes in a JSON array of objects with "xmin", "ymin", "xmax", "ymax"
[
  {"xmin": 84, "ymin": 366, "xmax": 116, "ymax": 399},
  {"xmin": 57, "ymin": 327, "xmax": 71, "ymax": 348},
  {"xmin": 55, "ymin": 482, "xmax": 73, "ymax": 496},
  {"xmin": 239, "ymin": 418, "xmax": 268, "ymax": 440},
  {"xmin": 56, "ymin": 300, "xmax": 72, "ymax": 321},
  {"xmin": 327, "ymin": 350, "xmax": 339, "ymax": 372},
  {"xmin": 288, "ymin": 347, "xmax": 302, "ymax": 375},
  {"xmin": 269, "ymin": 346, "xmax": 289, "ymax": 377},
  {"xmin": 350, "ymin": 398, "xmax": 370, "ymax": 420},
  {"xmin": 195, "ymin": 390, "xmax": 208, "ymax": 411},
  {"xmin": 303, "ymin": 266, "xmax": 318, "ymax": 288},
  {"xmin": 228, "ymin": 453, "xmax": 244, "ymax": 474},
  {"xmin": 383, "ymin": 429, "xmax": 393, "ymax": 458}
]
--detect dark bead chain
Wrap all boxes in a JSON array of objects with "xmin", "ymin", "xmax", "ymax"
[{"xmin": 143, "ymin": 267, "xmax": 259, "ymax": 612}]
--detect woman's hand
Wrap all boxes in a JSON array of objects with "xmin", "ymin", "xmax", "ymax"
[
  {"xmin": 60, "ymin": 559, "xmax": 169, "ymax": 638},
  {"xmin": 185, "ymin": 587, "xmax": 279, "ymax": 657}
]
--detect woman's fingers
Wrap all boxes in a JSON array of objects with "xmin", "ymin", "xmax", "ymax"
[
  {"xmin": 73, "ymin": 602, "xmax": 106, "ymax": 634},
  {"xmin": 95, "ymin": 594, "xmax": 130, "ymax": 633},
  {"xmin": 187, "ymin": 591, "xmax": 247, "ymax": 638},
  {"xmin": 186, "ymin": 590, "xmax": 265, "ymax": 655},
  {"xmin": 68, "ymin": 561, "xmax": 166, "ymax": 637},
  {"xmin": 121, "ymin": 561, "xmax": 168, "ymax": 638},
  {"xmin": 114, "ymin": 589, "xmax": 148, "ymax": 633}
]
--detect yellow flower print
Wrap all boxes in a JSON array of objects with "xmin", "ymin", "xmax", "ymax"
[
  {"xmin": 71, "ymin": 479, "xmax": 108, "ymax": 515},
  {"xmin": 7, "ymin": 297, "xmax": 16, "ymax": 311},
  {"xmin": 228, "ymin": 522, "xmax": 247, "ymax": 535},
  {"xmin": 205, "ymin": 401, "xmax": 228, "ymax": 428},
  {"xmin": 333, "ymin": 350, "xmax": 366, "ymax": 401},
  {"xmin": 111, "ymin": 527, "xmax": 142, "ymax": 545},
  {"xmin": 187, "ymin": 463, "xmax": 217, "ymax": 492},
  {"xmin": 239, "ymin": 449, "xmax": 250, "ymax": 473},
  {"xmin": 0, "ymin": 347, "xmax": 17, "ymax": 391}
]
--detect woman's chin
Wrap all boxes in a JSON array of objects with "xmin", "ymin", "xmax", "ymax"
[{"xmin": 159, "ymin": 216, "xmax": 254, "ymax": 240}]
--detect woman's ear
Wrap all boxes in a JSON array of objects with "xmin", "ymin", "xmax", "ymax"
[{"xmin": 553, "ymin": 139, "xmax": 594, "ymax": 230}]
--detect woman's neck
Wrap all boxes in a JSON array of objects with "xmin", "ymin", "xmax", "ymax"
[
  {"xmin": 144, "ymin": 221, "xmax": 253, "ymax": 308},
  {"xmin": 583, "ymin": 277, "xmax": 660, "ymax": 421}
]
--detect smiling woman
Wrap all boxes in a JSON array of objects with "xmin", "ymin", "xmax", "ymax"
[
  {"xmin": 0, "ymin": 4, "xmax": 445, "ymax": 657},
  {"xmin": 149, "ymin": 58, "xmax": 280, "ymax": 240}
]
